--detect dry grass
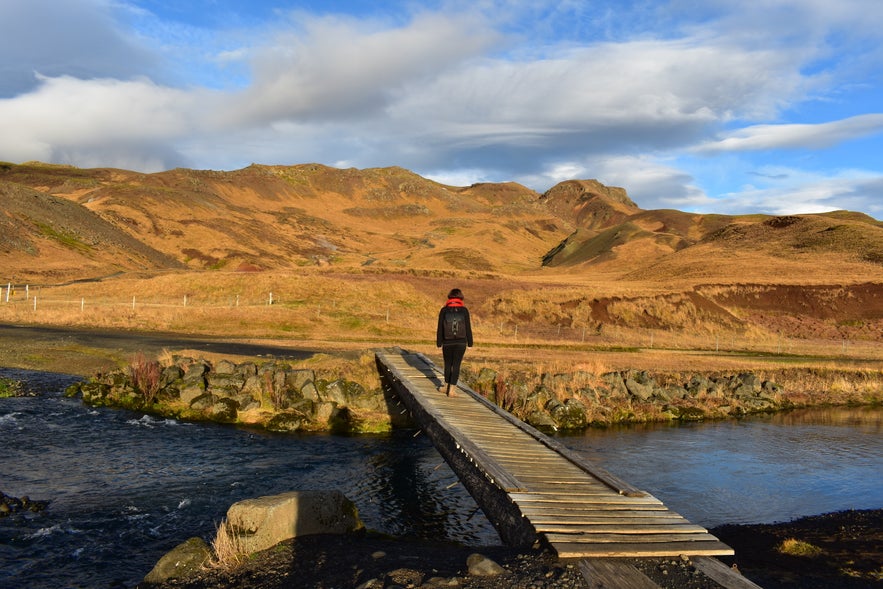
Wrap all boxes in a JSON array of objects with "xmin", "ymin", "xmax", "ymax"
[
  {"xmin": 208, "ymin": 519, "xmax": 250, "ymax": 571},
  {"xmin": 3, "ymin": 270, "xmax": 883, "ymax": 383},
  {"xmin": 778, "ymin": 538, "xmax": 823, "ymax": 558}
]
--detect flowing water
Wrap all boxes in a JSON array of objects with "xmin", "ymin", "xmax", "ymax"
[
  {"xmin": 1, "ymin": 368, "xmax": 880, "ymax": 588},
  {"xmin": 557, "ymin": 407, "xmax": 883, "ymax": 529}
]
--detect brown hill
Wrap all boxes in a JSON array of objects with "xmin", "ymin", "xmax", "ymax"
[
  {"xmin": 539, "ymin": 179, "xmax": 639, "ymax": 229},
  {"xmin": 541, "ymin": 206, "xmax": 883, "ymax": 284},
  {"xmin": 0, "ymin": 162, "xmax": 567, "ymax": 281},
  {"xmin": 0, "ymin": 175, "xmax": 184, "ymax": 282},
  {"xmin": 2, "ymin": 161, "xmax": 881, "ymax": 288}
]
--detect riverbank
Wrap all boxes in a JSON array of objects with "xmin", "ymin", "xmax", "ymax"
[
  {"xmin": 2, "ymin": 326, "xmax": 880, "ymax": 587},
  {"xmin": 137, "ymin": 509, "xmax": 882, "ymax": 589},
  {"xmin": 713, "ymin": 509, "xmax": 883, "ymax": 588}
]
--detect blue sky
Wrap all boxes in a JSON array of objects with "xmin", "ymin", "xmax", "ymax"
[{"xmin": 1, "ymin": 0, "xmax": 882, "ymax": 217}]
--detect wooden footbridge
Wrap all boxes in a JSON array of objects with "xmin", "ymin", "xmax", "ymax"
[{"xmin": 376, "ymin": 348, "xmax": 763, "ymax": 589}]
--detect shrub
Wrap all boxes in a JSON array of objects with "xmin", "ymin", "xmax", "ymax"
[
  {"xmin": 130, "ymin": 352, "xmax": 162, "ymax": 404},
  {"xmin": 778, "ymin": 538, "xmax": 822, "ymax": 557},
  {"xmin": 0, "ymin": 377, "xmax": 23, "ymax": 398}
]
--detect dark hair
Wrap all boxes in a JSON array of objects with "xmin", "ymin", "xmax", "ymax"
[{"xmin": 447, "ymin": 288, "xmax": 464, "ymax": 299}]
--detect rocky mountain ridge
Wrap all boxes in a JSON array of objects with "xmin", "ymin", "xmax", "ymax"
[{"xmin": 1, "ymin": 161, "xmax": 882, "ymax": 286}]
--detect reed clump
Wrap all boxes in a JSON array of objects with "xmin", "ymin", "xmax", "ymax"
[
  {"xmin": 208, "ymin": 519, "xmax": 249, "ymax": 571},
  {"xmin": 130, "ymin": 352, "xmax": 162, "ymax": 404}
]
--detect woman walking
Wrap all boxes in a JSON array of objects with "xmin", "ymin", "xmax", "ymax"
[{"xmin": 436, "ymin": 288, "xmax": 473, "ymax": 396}]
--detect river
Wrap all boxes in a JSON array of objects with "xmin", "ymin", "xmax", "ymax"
[{"xmin": 1, "ymin": 368, "xmax": 880, "ymax": 589}]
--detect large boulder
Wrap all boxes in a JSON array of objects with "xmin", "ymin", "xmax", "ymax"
[
  {"xmin": 142, "ymin": 536, "xmax": 212, "ymax": 585},
  {"xmin": 467, "ymin": 553, "xmax": 505, "ymax": 576},
  {"xmin": 525, "ymin": 410, "xmax": 558, "ymax": 431},
  {"xmin": 224, "ymin": 490, "xmax": 363, "ymax": 554},
  {"xmin": 548, "ymin": 398, "xmax": 588, "ymax": 430},
  {"xmin": 600, "ymin": 372, "xmax": 628, "ymax": 396},
  {"xmin": 182, "ymin": 361, "xmax": 209, "ymax": 383},
  {"xmin": 623, "ymin": 370, "xmax": 658, "ymax": 401}
]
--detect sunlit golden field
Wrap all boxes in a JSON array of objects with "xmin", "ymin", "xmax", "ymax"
[
  {"xmin": 2, "ymin": 269, "xmax": 881, "ymax": 379},
  {"xmin": 1, "ymin": 162, "xmax": 882, "ymax": 390}
]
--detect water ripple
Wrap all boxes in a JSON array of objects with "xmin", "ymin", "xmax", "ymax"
[{"xmin": 2, "ymin": 368, "xmax": 880, "ymax": 589}]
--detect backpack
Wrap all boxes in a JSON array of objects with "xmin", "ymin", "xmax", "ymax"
[{"xmin": 442, "ymin": 307, "xmax": 465, "ymax": 340}]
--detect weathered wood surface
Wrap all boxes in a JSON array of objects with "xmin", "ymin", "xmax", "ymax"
[
  {"xmin": 578, "ymin": 559, "xmax": 661, "ymax": 588},
  {"xmin": 694, "ymin": 557, "xmax": 765, "ymax": 589},
  {"xmin": 375, "ymin": 348, "xmax": 735, "ymax": 559}
]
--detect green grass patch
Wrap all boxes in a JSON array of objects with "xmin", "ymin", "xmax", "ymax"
[
  {"xmin": 35, "ymin": 222, "xmax": 92, "ymax": 252},
  {"xmin": 778, "ymin": 538, "xmax": 823, "ymax": 557},
  {"xmin": 0, "ymin": 377, "xmax": 23, "ymax": 397}
]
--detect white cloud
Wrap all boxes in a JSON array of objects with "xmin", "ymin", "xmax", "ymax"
[
  {"xmin": 392, "ymin": 39, "xmax": 802, "ymax": 142},
  {"xmin": 701, "ymin": 167, "xmax": 883, "ymax": 216},
  {"xmin": 0, "ymin": 75, "xmax": 206, "ymax": 170},
  {"xmin": 222, "ymin": 12, "xmax": 499, "ymax": 126},
  {"xmin": 0, "ymin": 0, "xmax": 882, "ymax": 218},
  {"xmin": 695, "ymin": 114, "xmax": 883, "ymax": 153}
]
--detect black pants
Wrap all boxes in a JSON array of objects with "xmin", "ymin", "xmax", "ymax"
[{"xmin": 442, "ymin": 343, "xmax": 468, "ymax": 386}]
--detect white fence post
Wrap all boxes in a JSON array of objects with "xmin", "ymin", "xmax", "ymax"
[{"xmin": 81, "ymin": 298, "xmax": 85, "ymax": 312}]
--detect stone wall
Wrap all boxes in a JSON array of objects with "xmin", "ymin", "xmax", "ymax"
[
  {"xmin": 465, "ymin": 366, "xmax": 788, "ymax": 431},
  {"xmin": 66, "ymin": 356, "xmax": 391, "ymax": 433},
  {"xmin": 66, "ymin": 354, "xmax": 807, "ymax": 433}
]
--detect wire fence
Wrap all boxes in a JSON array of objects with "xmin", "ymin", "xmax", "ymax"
[
  {"xmin": 1, "ymin": 283, "xmax": 878, "ymax": 362},
  {"xmin": 0, "ymin": 286, "xmax": 883, "ymax": 358}
]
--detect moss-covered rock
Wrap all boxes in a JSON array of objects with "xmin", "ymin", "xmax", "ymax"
[
  {"xmin": 142, "ymin": 537, "xmax": 212, "ymax": 585},
  {"xmin": 71, "ymin": 356, "xmax": 387, "ymax": 434}
]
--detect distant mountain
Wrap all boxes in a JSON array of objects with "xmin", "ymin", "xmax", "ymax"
[
  {"xmin": 1, "ymin": 161, "xmax": 881, "ymax": 286},
  {"xmin": 539, "ymin": 182, "xmax": 883, "ymax": 282}
]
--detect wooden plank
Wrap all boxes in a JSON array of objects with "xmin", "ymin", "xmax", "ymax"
[
  {"xmin": 529, "ymin": 515, "xmax": 691, "ymax": 525},
  {"xmin": 379, "ymin": 354, "xmax": 527, "ymax": 493},
  {"xmin": 693, "ymin": 556, "xmax": 764, "ymax": 589},
  {"xmin": 534, "ymin": 523, "xmax": 709, "ymax": 534},
  {"xmin": 578, "ymin": 559, "xmax": 660, "ymax": 589},
  {"xmin": 510, "ymin": 487, "xmax": 626, "ymax": 496},
  {"xmin": 507, "ymin": 477, "xmax": 621, "ymax": 486},
  {"xmin": 517, "ymin": 505, "xmax": 671, "ymax": 515},
  {"xmin": 545, "ymin": 532, "xmax": 727, "ymax": 544},
  {"xmin": 511, "ymin": 492, "xmax": 664, "ymax": 505},
  {"xmin": 556, "ymin": 541, "xmax": 735, "ymax": 558}
]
